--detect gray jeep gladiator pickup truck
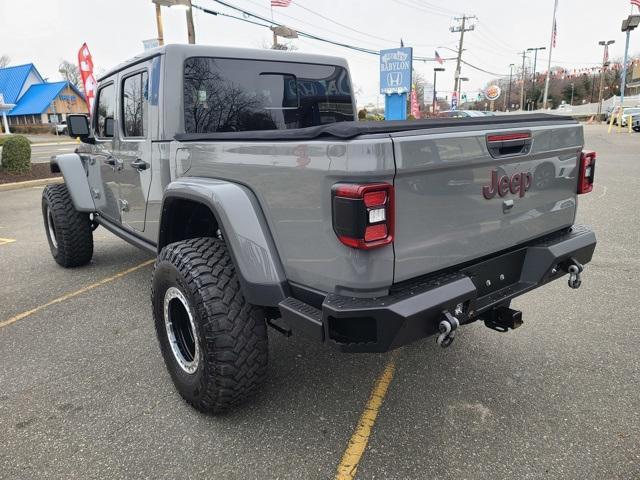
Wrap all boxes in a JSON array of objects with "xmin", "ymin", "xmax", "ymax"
[{"xmin": 43, "ymin": 45, "xmax": 596, "ymax": 413}]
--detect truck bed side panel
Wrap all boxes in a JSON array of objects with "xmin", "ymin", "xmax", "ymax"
[{"xmin": 181, "ymin": 137, "xmax": 395, "ymax": 295}]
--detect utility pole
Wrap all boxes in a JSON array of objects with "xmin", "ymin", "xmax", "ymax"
[
  {"xmin": 450, "ymin": 15, "xmax": 476, "ymax": 95},
  {"xmin": 518, "ymin": 51, "xmax": 528, "ymax": 110},
  {"xmin": 527, "ymin": 46, "xmax": 545, "ymax": 110},
  {"xmin": 152, "ymin": 0, "xmax": 193, "ymax": 44},
  {"xmin": 505, "ymin": 63, "xmax": 514, "ymax": 111},
  {"xmin": 155, "ymin": 3, "xmax": 164, "ymax": 46},
  {"xmin": 596, "ymin": 40, "xmax": 615, "ymax": 122},
  {"xmin": 185, "ymin": 0, "xmax": 196, "ymax": 44},
  {"xmin": 542, "ymin": 0, "xmax": 559, "ymax": 109}
]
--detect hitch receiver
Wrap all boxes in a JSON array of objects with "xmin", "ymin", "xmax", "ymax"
[{"xmin": 484, "ymin": 306, "xmax": 523, "ymax": 333}]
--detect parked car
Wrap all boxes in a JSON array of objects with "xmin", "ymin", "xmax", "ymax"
[
  {"xmin": 612, "ymin": 107, "xmax": 640, "ymax": 126},
  {"xmin": 55, "ymin": 121, "xmax": 67, "ymax": 135},
  {"xmin": 439, "ymin": 110, "xmax": 487, "ymax": 118},
  {"xmin": 43, "ymin": 45, "xmax": 597, "ymax": 413}
]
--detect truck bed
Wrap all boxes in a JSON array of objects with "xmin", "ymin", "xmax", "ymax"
[
  {"xmin": 173, "ymin": 114, "xmax": 582, "ymax": 295},
  {"xmin": 175, "ymin": 113, "xmax": 576, "ymax": 141}
]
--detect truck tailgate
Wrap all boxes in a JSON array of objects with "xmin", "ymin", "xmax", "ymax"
[{"xmin": 391, "ymin": 122, "xmax": 584, "ymax": 282}]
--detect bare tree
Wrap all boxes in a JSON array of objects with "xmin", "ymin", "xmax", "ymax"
[
  {"xmin": 0, "ymin": 55, "xmax": 10, "ymax": 68},
  {"xmin": 58, "ymin": 60, "xmax": 83, "ymax": 92}
]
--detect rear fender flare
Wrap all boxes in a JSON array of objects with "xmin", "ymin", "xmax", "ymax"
[
  {"xmin": 50, "ymin": 154, "xmax": 95, "ymax": 212},
  {"xmin": 160, "ymin": 178, "xmax": 288, "ymax": 306}
]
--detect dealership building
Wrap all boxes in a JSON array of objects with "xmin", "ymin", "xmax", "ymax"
[{"xmin": 0, "ymin": 63, "xmax": 88, "ymax": 132}]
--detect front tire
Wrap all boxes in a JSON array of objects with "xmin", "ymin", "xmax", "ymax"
[
  {"xmin": 152, "ymin": 237, "xmax": 268, "ymax": 414},
  {"xmin": 42, "ymin": 183, "xmax": 94, "ymax": 267}
]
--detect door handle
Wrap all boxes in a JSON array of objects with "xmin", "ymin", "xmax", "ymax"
[{"xmin": 131, "ymin": 158, "xmax": 148, "ymax": 171}]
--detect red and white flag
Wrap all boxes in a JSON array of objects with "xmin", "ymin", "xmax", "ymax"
[
  {"xmin": 552, "ymin": 19, "xmax": 557, "ymax": 48},
  {"xmin": 632, "ymin": 0, "xmax": 640, "ymax": 10},
  {"xmin": 77, "ymin": 43, "xmax": 97, "ymax": 115},
  {"xmin": 434, "ymin": 50, "xmax": 444, "ymax": 65},
  {"xmin": 271, "ymin": 0, "xmax": 292, "ymax": 6}
]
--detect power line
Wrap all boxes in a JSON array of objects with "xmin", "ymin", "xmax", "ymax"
[
  {"xmin": 243, "ymin": 0, "xmax": 390, "ymax": 49},
  {"xmin": 195, "ymin": 1, "xmax": 512, "ymax": 78},
  {"xmin": 460, "ymin": 59, "xmax": 510, "ymax": 77},
  {"xmin": 294, "ymin": 2, "xmax": 402, "ymax": 44},
  {"xmin": 391, "ymin": 0, "xmax": 453, "ymax": 18}
]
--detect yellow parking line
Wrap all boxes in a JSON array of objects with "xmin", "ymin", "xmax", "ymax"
[
  {"xmin": 335, "ymin": 350, "xmax": 401, "ymax": 480},
  {"xmin": 0, "ymin": 237, "xmax": 16, "ymax": 246},
  {"xmin": 0, "ymin": 259, "xmax": 154, "ymax": 329}
]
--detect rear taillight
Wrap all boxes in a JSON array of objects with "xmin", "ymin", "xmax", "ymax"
[
  {"xmin": 332, "ymin": 183, "xmax": 394, "ymax": 249},
  {"xmin": 578, "ymin": 150, "xmax": 596, "ymax": 194}
]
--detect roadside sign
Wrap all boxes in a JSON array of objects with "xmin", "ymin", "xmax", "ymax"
[
  {"xmin": 143, "ymin": 39, "xmax": 160, "ymax": 51},
  {"xmin": 484, "ymin": 85, "xmax": 501, "ymax": 101},
  {"xmin": 451, "ymin": 91, "xmax": 458, "ymax": 110},
  {"xmin": 380, "ymin": 47, "xmax": 413, "ymax": 95}
]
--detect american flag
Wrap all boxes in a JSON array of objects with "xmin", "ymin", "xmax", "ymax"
[
  {"xmin": 435, "ymin": 50, "xmax": 443, "ymax": 65},
  {"xmin": 552, "ymin": 19, "xmax": 557, "ymax": 48},
  {"xmin": 632, "ymin": 0, "xmax": 640, "ymax": 9},
  {"xmin": 271, "ymin": 0, "xmax": 292, "ymax": 6},
  {"xmin": 604, "ymin": 44, "xmax": 609, "ymax": 64}
]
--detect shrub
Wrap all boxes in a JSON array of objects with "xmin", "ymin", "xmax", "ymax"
[
  {"xmin": 10, "ymin": 124, "xmax": 51, "ymax": 134},
  {"xmin": 1, "ymin": 135, "xmax": 31, "ymax": 174}
]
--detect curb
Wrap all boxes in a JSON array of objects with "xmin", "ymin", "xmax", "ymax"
[
  {"xmin": 0, "ymin": 177, "xmax": 63, "ymax": 192},
  {"xmin": 0, "ymin": 142, "xmax": 77, "ymax": 148},
  {"xmin": 30, "ymin": 142, "xmax": 78, "ymax": 147}
]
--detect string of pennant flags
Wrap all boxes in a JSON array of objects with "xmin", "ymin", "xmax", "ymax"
[{"xmin": 535, "ymin": 59, "xmax": 640, "ymax": 80}]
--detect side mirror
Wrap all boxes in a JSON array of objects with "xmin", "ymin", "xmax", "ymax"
[
  {"xmin": 104, "ymin": 117, "xmax": 115, "ymax": 138},
  {"xmin": 67, "ymin": 114, "xmax": 93, "ymax": 143}
]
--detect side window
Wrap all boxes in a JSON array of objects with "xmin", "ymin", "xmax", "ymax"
[
  {"xmin": 95, "ymin": 83, "xmax": 115, "ymax": 138},
  {"xmin": 122, "ymin": 71, "xmax": 148, "ymax": 137}
]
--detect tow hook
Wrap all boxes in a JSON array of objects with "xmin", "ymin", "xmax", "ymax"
[
  {"xmin": 437, "ymin": 311, "xmax": 459, "ymax": 348},
  {"xmin": 567, "ymin": 258, "xmax": 584, "ymax": 289}
]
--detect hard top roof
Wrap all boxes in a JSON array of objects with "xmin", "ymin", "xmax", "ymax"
[{"xmin": 98, "ymin": 44, "xmax": 349, "ymax": 82}]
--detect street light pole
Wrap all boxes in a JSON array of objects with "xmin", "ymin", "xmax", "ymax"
[
  {"xmin": 620, "ymin": 15, "xmax": 640, "ymax": 108},
  {"xmin": 570, "ymin": 82, "xmax": 575, "ymax": 105},
  {"xmin": 505, "ymin": 63, "xmax": 514, "ymax": 111},
  {"xmin": 596, "ymin": 40, "xmax": 615, "ymax": 122},
  {"xmin": 432, "ymin": 67, "xmax": 445, "ymax": 115},
  {"xmin": 527, "ymin": 46, "xmax": 546, "ymax": 110}
]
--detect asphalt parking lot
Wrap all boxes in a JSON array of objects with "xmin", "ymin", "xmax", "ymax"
[{"xmin": 0, "ymin": 124, "xmax": 638, "ymax": 480}]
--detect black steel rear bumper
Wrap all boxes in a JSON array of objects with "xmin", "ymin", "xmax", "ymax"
[{"xmin": 278, "ymin": 225, "xmax": 596, "ymax": 353}]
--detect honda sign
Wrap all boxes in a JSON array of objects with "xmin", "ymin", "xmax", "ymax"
[{"xmin": 380, "ymin": 47, "xmax": 412, "ymax": 95}]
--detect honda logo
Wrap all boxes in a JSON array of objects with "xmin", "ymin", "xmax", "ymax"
[{"xmin": 386, "ymin": 72, "xmax": 403, "ymax": 87}]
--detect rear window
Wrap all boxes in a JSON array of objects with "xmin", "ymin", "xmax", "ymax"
[{"xmin": 183, "ymin": 57, "xmax": 354, "ymax": 133}]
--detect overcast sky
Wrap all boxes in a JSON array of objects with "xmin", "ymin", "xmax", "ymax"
[{"xmin": 1, "ymin": 0, "xmax": 638, "ymax": 107}]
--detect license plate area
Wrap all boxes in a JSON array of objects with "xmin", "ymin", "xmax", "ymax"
[{"xmin": 462, "ymin": 249, "xmax": 526, "ymax": 297}]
